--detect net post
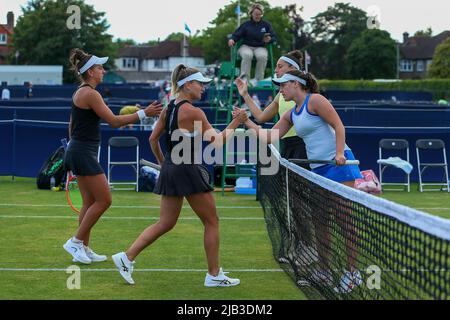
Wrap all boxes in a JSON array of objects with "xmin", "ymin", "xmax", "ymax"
[{"xmin": 286, "ymin": 162, "xmax": 291, "ymax": 240}]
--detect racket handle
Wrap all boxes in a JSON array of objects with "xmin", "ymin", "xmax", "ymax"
[
  {"xmin": 61, "ymin": 138, "xmax": 68, "ymax": 151},
  {"xmin": 344, "ymin": 160, "xmax": 360, "ymax": 165}
]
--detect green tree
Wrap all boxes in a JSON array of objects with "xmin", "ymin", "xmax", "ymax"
[
  {"xmin": 165, "ymin": 32, "xmax": 185, "ymax": 42},
  {"xmin": 12, "ymin": 0, "xmax": 115, "ymax": 83},
  {"xmin": 429, "ymin": 37, "xmax": 450, "ymax": 79},
  {"xmin": 114, "ymin": 38, "xmax": 137, "ymax": 49},
  {"xmin": 306, "ymin": 2, "xmax": 368, "ymax": 79},
  {"xmin": 347, "ymin": 29, "xmax": 396, "ymax": 79},
  {"xmin": 196, "ymin": 0, "xmax": 292, "ymax": 64},
  {"xmin": 414, "ymin": 27, "xmax": 433, "ymax": 37},
  {"xmin": 284, "ymin": 4, "xmax": 308, "ymax": 50}
]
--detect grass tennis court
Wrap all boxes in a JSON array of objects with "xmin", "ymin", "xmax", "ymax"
[
  {"xmin": 0, "ymin": 176, "xmax": 304, "ymax": 300},
  {"xmin": 0, "ymin": 176, "xmax": 449, "ymax": 300}
]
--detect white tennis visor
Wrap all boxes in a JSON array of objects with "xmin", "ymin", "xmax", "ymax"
[
  {"xmin": 272, "ymin": 73, "xmax": 307, "ymax": 86},
  {"xmin": 79, "ymin": 55, "xmax": 109, "ymax": 74},
  {"xmin": 177, "ymin": 72, "xmax": 212, "ymax": 87}
]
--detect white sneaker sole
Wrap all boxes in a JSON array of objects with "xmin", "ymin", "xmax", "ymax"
[
  {"xmin": 73, "ymin": 256, "xmax": 107, "ymax": 263},
  {"xmin": 63, "ymin": 243, "xmax": 91, "ymax": 264},
  {"xmin": 112, "ymin": 254, "xmax": 135, "ymax": 285},
  {"xmin": 204, "ymin": 280, "xmax": 240, "ymax": 287}
]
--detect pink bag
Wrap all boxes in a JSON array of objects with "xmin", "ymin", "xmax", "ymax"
[{"xmin": 354, "ymin": 170, "xmax": 382, "ymax": 194}]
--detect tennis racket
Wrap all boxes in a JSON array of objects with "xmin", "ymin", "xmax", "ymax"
[
  {"xmin": 61, "ymin": 139, "xmax": 82, "ymax": 214},
  {"xmin": 139, "ymin": 159, "xmax": 161, "ymax": 171},
  {"xmin": 289, "ymin": 159, "xmax": 360, "ymax": 166}
]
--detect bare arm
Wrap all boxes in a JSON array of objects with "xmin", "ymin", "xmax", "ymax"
[
  {"xmin": 244, "ymin": 110, "xmax": 293, "ymax": 144},
  {"xmin": 196, "ymin": 109, "xmax": 244, "ymax": 148},
  {"xmin": 88, "ymin": 91, "xmax": 162, "ymax": 128},
  {"xmin": 309, "ymin": 94, "xmax": 346, "ymax": 165},
  {"xmin": 235, "ymin": 78, "xmax": 280, "ymax": 123},
  {"xmin": 149, "ymin": 108, "xmax": 167, "ymax": 165}
]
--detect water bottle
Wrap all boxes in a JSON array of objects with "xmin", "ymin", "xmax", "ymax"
[{"xmin": 50, "ymin": 176, "xmax": 56, "ymax": 190}]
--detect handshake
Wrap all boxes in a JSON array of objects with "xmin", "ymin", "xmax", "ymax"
[{"xmin": 232, "ymin": 107, "xmax": 249, "ymax": 124}]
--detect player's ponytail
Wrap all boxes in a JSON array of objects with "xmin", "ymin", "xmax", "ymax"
[{"xmin": 171, "ymin": 64, "xmax": 200, "ymax": 96}]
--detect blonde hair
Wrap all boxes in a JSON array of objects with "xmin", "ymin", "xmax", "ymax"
[
  {"xmin": 249, "ymin": 3, "xmax": 264, "ymax": 18},
  {"xmin": 170, "ymin": 64, "xmax": 200, "ymax": 96}
]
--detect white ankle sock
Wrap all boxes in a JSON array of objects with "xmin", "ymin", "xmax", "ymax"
[{"xmin": 72, "ymin": 237, "xmax": 83, "ymax": 244}]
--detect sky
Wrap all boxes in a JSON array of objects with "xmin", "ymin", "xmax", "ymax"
[{"xmin": 2, "ymin": 0, "xmax": 450, "ymax": 43}]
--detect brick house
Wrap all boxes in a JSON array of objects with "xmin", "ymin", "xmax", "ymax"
[
  {"xmin": 0, "ymin": 12, "xmax": 14, "ymax": 65},
  {"xmin": 399, "ymin": 31, "xmax": 450, "ymax": 79},
  {"xmin": 114, "ymin": 40, "xmax": 205, "ymax": 83}
]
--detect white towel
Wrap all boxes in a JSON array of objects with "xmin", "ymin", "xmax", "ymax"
[{"xmin": 377, "ymin": 157, "xmax": 413, "ymax": 174}]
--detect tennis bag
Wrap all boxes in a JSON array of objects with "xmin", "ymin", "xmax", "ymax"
[
  {"xmin": 138, "ymin": 166, "xmax": 160, "ymax": 192},
  {"xmin": 36, "ymin": 146, "xmax": 66, "ymax": 190}
]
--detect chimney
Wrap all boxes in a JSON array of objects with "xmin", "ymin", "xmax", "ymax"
[
  {"xmin": 7, "ymin": 12, "xmax": 14, "ymax": 29},
  {"xmin": 403, "ymin": 32, "xmax": 409, "ymax": 44}
]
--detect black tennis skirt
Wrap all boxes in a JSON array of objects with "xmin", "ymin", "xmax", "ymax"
[
  {"xmin": 64, "ymin": 139, "xmax": 103, "ymax": 176},
  {"xmin": 281, "ymin": 136, "xmax": 309, "ymax": 170},
  {"xmin": 154, "ymin": 162, "xmax": 213, "ymax": 197}
]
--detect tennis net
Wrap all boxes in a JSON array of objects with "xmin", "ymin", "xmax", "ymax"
[{"xmin": 258, "ymin": 145, "xmax": 450, "ymax": 299}]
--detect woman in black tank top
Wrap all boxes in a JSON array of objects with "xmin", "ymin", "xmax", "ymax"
[
  {"xmin": 112, "ymin": 65, "xmax": 248, "ymax": 287},
  {"xmin": 63, "ymin": 48, "xmax": 163, "ymax": 265}
]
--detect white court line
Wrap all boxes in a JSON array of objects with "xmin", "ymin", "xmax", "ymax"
[
  {"xmin": 0, "ymin": 204, "xmax": 261, "ymax": 209},
  {"xmin": 0, "ymin": 267, "xmax": 447, "ymax": 273},
  {"xmin": 0, "ymin": 215, "xmax": 264, "ymax": 221},
  {"xmin": 0, "ymin": 268, "xmax": 282, "ymax": 272}
]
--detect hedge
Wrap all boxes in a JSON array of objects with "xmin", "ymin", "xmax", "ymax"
[{"xmin": 318, "ymin": 79, "xmax": 450, "ymax": 99}]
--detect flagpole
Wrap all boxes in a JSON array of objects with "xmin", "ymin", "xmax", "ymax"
[
  {"xmin": 305, "ymin": 51, "xmax": 308, "ymax": 73},
  {"xmin": 183, "ymin": 33, "xmax": 187, "ymax": 65},
  {"xmin": 237, "ymin": 0, "xmax": 241, "ymax": 27}
]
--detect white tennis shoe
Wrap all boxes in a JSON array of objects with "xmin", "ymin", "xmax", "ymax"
[
  {"xmin": 72, "ymin": 246, "xmax": 107, "ymax": 263},
  {"xmin": 112, "ymin": 252, "xmax": 135, "ymax": 285},
  {"xmin": 204, "ymin": 268, "xmax": 240, "ymax": 287},
  {"xmin": 334, "ymin": 270, "xmax": 363, "ymax": 294},
  {"xmin": 297, "ymin": 269, "xmax": 333, "ymax": 287},
  {"xmin": 63, "ymin": 237, "xmax": 91, "ymax": 264}
]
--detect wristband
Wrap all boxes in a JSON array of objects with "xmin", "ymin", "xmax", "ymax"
[{"xmin": 137, "ymin": 109, "xmax": 146, "ymax": 121}]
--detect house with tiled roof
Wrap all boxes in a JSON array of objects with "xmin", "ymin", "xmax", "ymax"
[
  {"xmin": 399, "ymin": 31, "xmax": 450, "ymax": 79},
  {"xmin": 0, "ymin": 12, "xmax": 14, "ymax": 65},
  {"xmin": 114, "ymin": 40, "xmax": 205, "ymax": 83}
]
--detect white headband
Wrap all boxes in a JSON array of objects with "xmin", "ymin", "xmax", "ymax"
[
  {"xmin": 79, "ymin": 55, "xmax": 109, "ymax": 74},
  {"xmin": 177, "ymin": 72, "xmax": 212, "ymax": 87},
  {"xmin": 272, "ymin": 73, "xmax": 307, "ymax": 86},
  {"xmin": 280, "ymin": 56, "xmax": 300, "ymax": 70}
]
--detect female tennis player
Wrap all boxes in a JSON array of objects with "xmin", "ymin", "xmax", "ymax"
[
  {"xmin": 112, "ymin": 64, "xmax": 247, "ymax": 286},
  {"xmin": 63, "ymin": 48, "xmax": 162, "ymax": 264},
  {"xmin": 239, "ymin": 69, "xmax": 363, "ymax": 293},
  {"xmin": 234, "ymin": 50, "xmax": 308, "ymax": 165}
]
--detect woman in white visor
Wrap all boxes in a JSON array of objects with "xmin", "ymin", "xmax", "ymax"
[
  {"xmin": 113, "ymin": 64, "xmax": 247, "ymax": 287},
  {"xmin": 240, "ymin": 69, "xmax": 363, "ymax": 294}
]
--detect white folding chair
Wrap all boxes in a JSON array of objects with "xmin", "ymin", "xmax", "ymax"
[
  {"xmin": 416, "ymin": 139, "xmax": 449, "ymax": 192},
  {"xmin": 378, "ymin": 139, "xmax": 410, "ymax": 192},
  {"xmin": 107, "ymin": 136, "xmax": 139, "ymax": 191}
]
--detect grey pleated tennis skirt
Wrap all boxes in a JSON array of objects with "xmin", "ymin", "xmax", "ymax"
[{"xmin": 154, "ymin": 163, "xmax": 213, "ymax": 197}]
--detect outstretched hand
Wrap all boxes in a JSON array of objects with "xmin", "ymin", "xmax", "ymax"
[
  {"xmin": 144, "ymin": 101, "xmax": 163, "ymax": 117},
  {"xmin": 232, "ymin": 107, "xmax": 248, "ymax": 123},
  {"xmin": 234, "ymin": 78, "xmax": 248, "ymax": 97}
]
